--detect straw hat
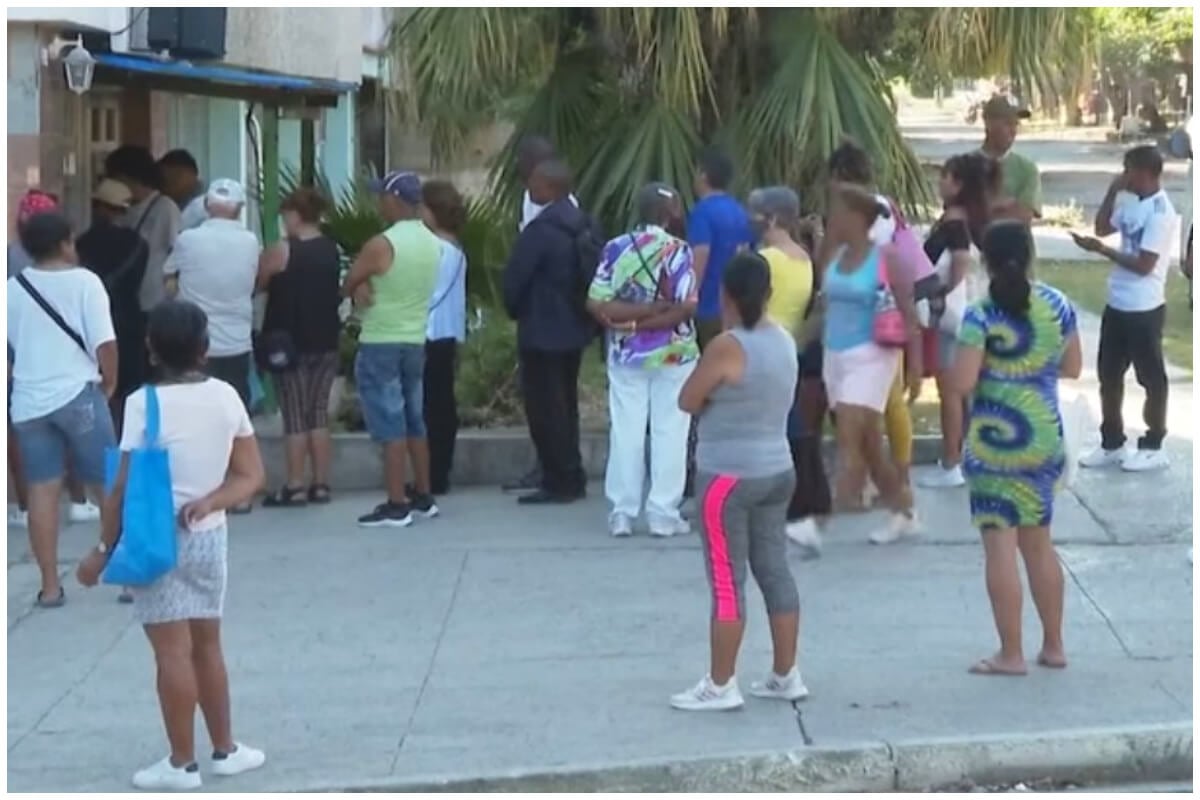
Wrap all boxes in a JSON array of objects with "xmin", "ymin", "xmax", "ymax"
[{"xmin": 93, "ymin": 178, "xmax": 132, "ymax": 209}]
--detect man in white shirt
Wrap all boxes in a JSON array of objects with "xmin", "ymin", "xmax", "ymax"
[
  {"xmin": 1074, "ymin": 145, "xmax": 1176, "ymax": 472},
  {"xmin": 158, "ymin": 149, "xmax": 208, "ymax": 231},
  {"xmin": 164, "ymin": 178, "xmax": 260, "ymax": 409}
]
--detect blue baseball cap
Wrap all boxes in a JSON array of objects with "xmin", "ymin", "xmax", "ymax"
[{"xmin": 368, "ymin": 171, "xmax": 423, "ymax": 204}]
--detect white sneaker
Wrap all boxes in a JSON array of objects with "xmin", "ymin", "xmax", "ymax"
[
  {"xmin": 211, "ymin": 742, "xmax": 266, "ymax": 777},
  {"xmin": 1120, "ymin": 449, "xmax": 1169, "ymax": 473},
  {"xmin": 785, "ymin": 518, "xmax": 822, "ymax": 556},
  {"xmin": 749, "ymin": 666, "xmax": 810, "ymax": 701},
  {"xmin": 609, "ymin": 513, "xmax": 634, "ymax": 538},
  {"xmin": 649, "ymin": 517, "xmax": 690, "ymax": 538},
  {"xmin": 1079, "ymin": 446, "xmax": 1127, "ymax": 469},
  {"xmin": 7, "ymin": 506, "xmax": 27, "ymax": 529},
  {"xmin": 869, "ymin": 511, "xmax": 918, "ymax": 545},
  {"xmin": 132, "ymin": 756, "xmax": 202, "ymax": 791},
  {"xmin": 918, "ymin": 463, "xmax": 966, "ymax": 489},
  {"xmin": 69, "ymin": 501, "xmax": 101, "ymax": 523},
  {"xmin": 669, "ymin": 675, "xmax": 744, "ymax": 711},
  {"xmin": 861, "ymin": 480, "xmax": 880, "ymax": 508}
]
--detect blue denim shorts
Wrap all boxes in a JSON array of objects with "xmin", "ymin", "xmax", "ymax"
[
  {"xmin": 14, "ymin": 383, "xmax": 115, "ymax": 485},
  {"xmin": 355, "ymin": 343, "xmax": 426, "ymax": 442}
]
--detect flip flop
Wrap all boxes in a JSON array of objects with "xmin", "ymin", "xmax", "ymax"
[
  {"xmin": 307, "ymin": 484, "xmax": 332, "ymax": 505},
  {"xmin": 35, "ymin": 588, "xmax": 66, "ymax": 609},
  {"xmin": 262, "ymin": 486, "xmax": 309, "ymax": 508},
  {"xmin": 1036, "ymin": 653, "xmax": 1068, "ymax": 669},
  {"xmin": 968, "ymin": 658, "xmax": 1027, "ymax": 677}
]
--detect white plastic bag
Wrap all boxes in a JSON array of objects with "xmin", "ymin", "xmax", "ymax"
[{"xmin": 1058, "ymin": 385, "xmax": 1091, "ymax": 491}]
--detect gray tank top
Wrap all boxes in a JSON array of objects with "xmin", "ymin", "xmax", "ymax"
[{"xmin": 695, "ymin": 323, "xmax": 798, "ymax": 478}]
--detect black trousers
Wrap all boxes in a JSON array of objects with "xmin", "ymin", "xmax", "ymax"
[
  {"xmin": 205, "ymin": 352, "xmax": 252, "ymax": 412},
  {"xmin": 1098, "ymin": 304, "xmax": 1168, "ymax": 451},
  {"xmin": 424, "ymin": 338, "xmax": 459, "ymax": 494},
  {"xmin": 519, "ymin": 348, "xmax": 584, "ymax": 496}
]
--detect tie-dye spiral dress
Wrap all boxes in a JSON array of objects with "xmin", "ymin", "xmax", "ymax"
[{"xmin": 958, "ymin": 282, "xmax": 1078, "ymax": 530}]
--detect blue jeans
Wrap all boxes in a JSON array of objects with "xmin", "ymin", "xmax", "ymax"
[
  {"xmin": 356, "ymin": 343, "xmax": 426, "ymax": 443},
  {"xmin": 14, "ymin": 383, "xmax": 115, "ymax": 485}
]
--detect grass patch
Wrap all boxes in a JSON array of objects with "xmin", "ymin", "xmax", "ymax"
[{"xmin": 1036, "ymin": 259, "xmax": 1193, "ymax": 372}]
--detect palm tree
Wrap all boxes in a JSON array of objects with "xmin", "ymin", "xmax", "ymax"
[{"xmin": 390, "ymin": 8, "xmax": 1090, "ymax": 233}]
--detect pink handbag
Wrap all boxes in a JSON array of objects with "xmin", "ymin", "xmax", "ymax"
[{"xmin": 873, "ymin": 251, "xmax": 909, "ymax": 348}]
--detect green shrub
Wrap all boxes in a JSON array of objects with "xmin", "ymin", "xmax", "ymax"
[{"xmin": 455, "ymin": 308, "xmax": 524, "ymax": 427}]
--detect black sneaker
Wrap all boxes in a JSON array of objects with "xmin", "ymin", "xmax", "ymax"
[
  {"xmin": 411, "ymin": 492, "xmax": 440, "ymax": 519},
  {"xmin": 502, "ymin": 468, "xmax": 541, "ymax": 493},
  {"xmin": 357, "ymin": 502, "xmax": 413, "ymax": 528}
]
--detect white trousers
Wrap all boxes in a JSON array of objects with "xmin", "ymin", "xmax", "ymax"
[{"xmin": 605, "ymin": 362, "xmax": 695, "ymax": 526}]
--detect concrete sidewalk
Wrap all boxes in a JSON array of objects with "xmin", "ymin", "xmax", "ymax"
[{"xmin": 6, "ymin": 463, "xmax": 1192, "ymax": 791}]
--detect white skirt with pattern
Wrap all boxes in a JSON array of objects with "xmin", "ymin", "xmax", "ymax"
[{"xmin": 132, "ymin": 524, "xmax": 228, "ymax": 625}]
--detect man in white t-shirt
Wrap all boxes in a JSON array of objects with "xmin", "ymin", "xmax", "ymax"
[
  {"xmin": 7, "ymin": 212, "xmax": 117, "ymax": 607},
  {"xmin": 1074, "ymin": 145, "xmax": 1176, "ymax": 473},
  {"xmin": 163, "ymin": 178, "xmax": 260, "ymax": 409}
]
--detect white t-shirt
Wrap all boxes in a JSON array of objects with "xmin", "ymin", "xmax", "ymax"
[
  {"xmin": 164, "ymin": 218, "xmax": 260, "ymax": 356},
  {"xmin": 519, "ymin": 190, "xmax": 579, "ymax": 231},
  {"xmin": 426, "ymin": 239, "xmax": 467, "ymax": 342},
  {"xmin": 6, "ymin": 267, "xmax": 115, "ymax": 423},
  {"xmin": 1108, "ymin": 189, "xmax": 1177, "ymax": 312},
  {"xmin": 120, "ymin": 379, "xmax": 254, "ymax": 532}
]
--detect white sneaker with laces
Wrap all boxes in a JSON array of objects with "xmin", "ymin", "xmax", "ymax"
[
  {"xmin": 1078, "ymin": 446, "xmax": 1127, "ymax": 469},
  {"xmin": 749, "ymin": 666, "xmax": 810, "ymax": 701},
  {"xmin": 785, "ymin": 518, "xmax": 822, "ymax": 556},
  {"xmin": 609, "ymin": 513, "xmax": 633, "ymax": 538},
  {"xmin": 69, "ymin": 500, "xmax": 101, "ymax": 523},
  {"xmin": 1120, "ymin": 449, "xmax": 1169, "ymax": 473},
  {"xmin": 211, "ymin": 743, "xmax": 266, "ymax": 777},
  {"xmin": 132, "ymin": 756, "xmax": 202, "ymax": 791},
  {"xmin": 669, "ymin": 675, "xmax": 744, "ymax": 711},
  {"xmin": 918, "ymin": 463, "xmax": 966, "ymax": 489},
  {"xmin": 7, "ymin": 506, "xmax": 27, "ymax": 529},
  {"xmin": 869, "ymin": 511, "xmax": 917, "ymax": 545},
  {"xmin": 649, "ymin": 517, "xmax": 690, "ymax": 538}
]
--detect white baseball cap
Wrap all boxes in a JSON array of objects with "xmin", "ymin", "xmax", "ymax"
[{"xmin": 206, "ymin": 177, "xmax": 246, "ymax": 206}]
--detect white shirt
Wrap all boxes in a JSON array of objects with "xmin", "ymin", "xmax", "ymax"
[
  {"xmin": 120, "ymin": 379, "xmax": 254, "ymax": 532},
  {"xmin": 1108, "ymin": 188, "xmax": 1177, "ymax": 312},
  {"xmin": 6, "ymin": 267, "xmax": 116, "ymax": 422},
  {"xmin": 164, "ymin": 218, "xmax": 261, "ymax": 356},
  {"xmin": 520, "ymin": 190, "xmax": 579, "ymax": 231},
  {"xmin": 426, "ymin": 239, "xmax": 467, "ymax": 342}
]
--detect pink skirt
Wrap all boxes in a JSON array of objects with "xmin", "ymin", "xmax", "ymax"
[{"xmin": 822, "ymin": 342, "xmax": 901, "ymax": 413}]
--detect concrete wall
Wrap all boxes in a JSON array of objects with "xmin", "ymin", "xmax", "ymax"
[{"xmin": 224, "ymin": 8, "xmax": 361, "ymax": 84}]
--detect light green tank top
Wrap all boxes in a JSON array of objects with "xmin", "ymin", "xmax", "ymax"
[{"xmin": 359, "ymin": 219, "xmax": 441, "ymax": 345}]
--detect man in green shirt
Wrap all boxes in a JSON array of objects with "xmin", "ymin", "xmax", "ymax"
[
  {"xmin": 979, "ymin": 96, "xmax": 1043, "ymax": 225},
  {"xmin": 342, "ymin": 171, "xmax": 442, "ymax": 528}
]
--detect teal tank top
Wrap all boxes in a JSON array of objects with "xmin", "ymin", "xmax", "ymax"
[{"xmin": 823, "ymin": 247, "xmax": 880, "ymax": 351}]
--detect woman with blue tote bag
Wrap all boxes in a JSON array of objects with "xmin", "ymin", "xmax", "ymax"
[{"xmin": 76, "ymin": 300, "xmax": 267, "ymax": 791}]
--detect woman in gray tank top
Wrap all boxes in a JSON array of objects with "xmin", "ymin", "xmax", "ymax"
[{"xmin": 671, "ymin": 252, "xmax": 807, "ymax": 711}]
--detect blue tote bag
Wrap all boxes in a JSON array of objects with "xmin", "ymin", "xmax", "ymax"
[{"xmin": 102, "ymin": 385, "xmax": 178, "ymax": 586}]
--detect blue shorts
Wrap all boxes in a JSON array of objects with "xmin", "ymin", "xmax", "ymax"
[
  {"xmin": 14, "ymin": 383, "xmax": 115, "ymax": 485},
  {"xmin": 356, "ymin": 343, "xmax": 426, "ymax": 442}
]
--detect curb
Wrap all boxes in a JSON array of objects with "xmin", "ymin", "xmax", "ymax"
[{"xmin": 288, "ymin": 723, "xmax": 1191, "ymax": 793}]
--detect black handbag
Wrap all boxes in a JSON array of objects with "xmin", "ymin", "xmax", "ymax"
[{"xmin": 254, "ymin": 329, "xmax": 297, "ymax": 374}]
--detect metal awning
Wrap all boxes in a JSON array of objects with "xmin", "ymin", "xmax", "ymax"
[{"xmin": 93, "ymin": 52, "xmax": 358, "ymax": 107}]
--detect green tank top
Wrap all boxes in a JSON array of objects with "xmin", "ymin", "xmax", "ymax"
[{"xmin": 359, "ymin": 219, "xmax": 441, "ymax": 345}]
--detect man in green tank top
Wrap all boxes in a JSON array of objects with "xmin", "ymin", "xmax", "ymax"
[{"xmin": 342, "ymin": 171, "xmax": 442, "ymax": 528}]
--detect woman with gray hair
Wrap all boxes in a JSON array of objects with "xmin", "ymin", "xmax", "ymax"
[{"xmin": 748, "ymin": 187, "xmax": 830, "ymax": 555}]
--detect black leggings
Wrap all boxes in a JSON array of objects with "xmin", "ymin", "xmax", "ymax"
[{"xmin": 423, "ymin": 338, "xmax": 459, "ymax": 494}]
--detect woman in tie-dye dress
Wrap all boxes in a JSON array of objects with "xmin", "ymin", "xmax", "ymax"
[{"xmin": 951, "ymin": 220, "xmax": 1082, "ymax": 678}]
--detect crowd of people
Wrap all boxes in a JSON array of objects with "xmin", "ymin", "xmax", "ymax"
[{"xmin": 5, "ymin": 94, "xmax": 1189, "ymax": 782}]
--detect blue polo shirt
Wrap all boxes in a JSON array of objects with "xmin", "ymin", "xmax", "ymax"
[{"xmin": 688, "ymin": 193, "xmax": 755, "ymax": 320}]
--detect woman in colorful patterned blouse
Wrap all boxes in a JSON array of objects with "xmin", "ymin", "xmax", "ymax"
[
  {"xmin": 951, "ymin": 220, "xmax": 1082, "ymax": 676},
  {"xmin": 587, "ymin": 183, "xmax": 699, "ymax": 538}
]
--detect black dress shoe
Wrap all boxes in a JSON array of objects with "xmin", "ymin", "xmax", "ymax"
[
  {"xmin": 517, "ymin": 488, "xmax": 579, "ymax": 505},
  {"xmin": 502, "ymin": 468, "xmax": 542, "ymax": 493}
]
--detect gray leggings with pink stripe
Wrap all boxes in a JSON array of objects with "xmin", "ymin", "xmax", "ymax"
[{"xmin": 696, "ymin": 469, "xmax": 799, "ymax": 623}]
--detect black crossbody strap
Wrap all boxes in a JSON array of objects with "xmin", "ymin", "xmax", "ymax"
[{"xmin": 15, "ymin": 273, "xmax": 90, "ymax": 356}]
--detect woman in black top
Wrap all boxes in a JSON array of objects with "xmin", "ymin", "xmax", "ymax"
[
  {"xmin": 258, "ymin": 188, "xmax": 343, "ymax": 506},
  {"xmin": 918, "ymin": 153, "xmax": 998, "ymax": 490}
]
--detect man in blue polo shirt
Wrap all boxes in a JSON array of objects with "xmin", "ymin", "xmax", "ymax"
[{"xmin": 688, "ymin": 147, "xmax": 755, "ymax": 349}]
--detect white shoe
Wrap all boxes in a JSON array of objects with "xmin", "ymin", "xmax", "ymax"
[
  {"xmin": 869, "ymin": 511, "xmax": 918, "ymax": 545},
  {"xmin": 69, "ymin": 501, "xmax": 101, "ymax": 523},
  {"xmin": 861, "ymin": 481, "xmax": 880, "ymax": 507},
  {"xmin": 670, "ymin": 675, "xmax": 744, "ymax": 711},
  {"xmin": 132, "ymin": 756, "xmax": 202, "ymax": 791},
  {"xmin": 1120, "ymin": 449, "xmax": 1169, "ymax": 473},
  {"xmin": 7, "ymin": 506, "xmax": 28, "ymax": 529},
  {"xmin": 1078, "ymin": 446, "xmax": 1127, "ymax": 469},
  {"xmin": 211, "ymin": 743, "xmax": 266, "ymax": 777},
  {"xmin": 918, "ymin": 463, "xmax": 966, "ymax": 489},
  {"xmin": 649, "ymin": 517, "xmax": 690, "ymax": 538},
  {"xmin": 609, "ymin": 513, "xmax": 634, "ymax": 538},
  {"xmin": 749, "ymin": 666, "xmax": 810, "ymax": 701},
  {"xmin": 785, "ymin": 518, "xmax": 822, "ymax": 556}
]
